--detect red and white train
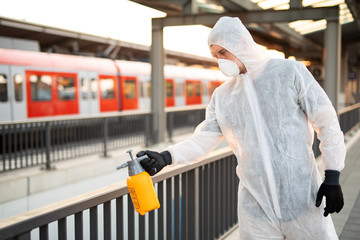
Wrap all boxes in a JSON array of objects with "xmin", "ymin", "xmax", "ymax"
[{"xmin": 0, "ymin": 48, "xmax": 227, "ymax": 122}]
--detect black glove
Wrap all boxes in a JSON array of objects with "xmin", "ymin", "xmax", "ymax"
[
  {"xmin": 315, "ymin": 170, "xmax": 344, "ymax": 217},
  {"xmin": 136, "ymin": 150, "xmax": 172, "ymax": 176}
]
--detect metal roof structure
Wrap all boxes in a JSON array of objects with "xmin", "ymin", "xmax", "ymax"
[
  {"xmin": 132, "ymin": 0, "xmax": 360, "ymax": 63},
  {"xmin": 0, "ymin": 16, "xmax": 218, "ymax": 67},
  {"xmin": 0, "ymin": 0, "xmax": 358, "ymax": 65}
]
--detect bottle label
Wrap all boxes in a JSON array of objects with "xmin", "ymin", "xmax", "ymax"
[{"xmin": 129, "ymin": 187, "xmax": 140, "ymax": 209}]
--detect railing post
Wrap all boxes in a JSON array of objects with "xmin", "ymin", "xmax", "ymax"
[
  {"xmin": 145, "ymin": 114, "xmax": 151, "ymax": 147},
  {"xmin": 45, "ymin": 122, "xmax": 51, "ymax": 170},
  {"xmin": 168, "ymin": 112, "xmax": 174, "ymax": 142},
  {"xmin": 187, "ymin": 168, "xmax": 200, "ymax": 240},
  {"xmin": 103, "ymin": 118, "xmax": 109, "ymax": 157}
]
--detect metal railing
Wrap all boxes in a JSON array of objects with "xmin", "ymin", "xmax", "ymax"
[
  {"xmin": 0, "ymin": 107, "xmax": 207, "ymax": 173},
  {"xmin": 0, "ymin": 147, "xmax": 238, "ymax": 240},
  {"xmin": 339, "ymin": 102, "xmax": 360, "ymax": 134},
  {"xmin": 0, "ymin": 111, "xmax": 151, "ymax": 173},
  {"xmin": 166, "ymin": 105, "xmax": 206, "ymax": 142}
]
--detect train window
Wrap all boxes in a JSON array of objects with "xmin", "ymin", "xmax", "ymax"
[
  {"xmin": 81, "ymin": 78, "xmax": 88, "ymax": 99},
  {"xmin": 195, "ymin": 82, "xmax": 201, "ymax": 96},
  {"xmin": 0, "ymin": 74, "xmax": 8, "ymax": 102},
  {"xmin": 100, "ymin": 78, "xmax": 115, "ymax": 99},
  {"xmin": 90, "ymin": 78, "xmax": 97, "ymax": 99},
  {"xmin": 14, "ymin": 74, "xmax": 23, "ymax": 102},
  {"xmin": 30, "ymin": 74, "xmax": 52, "ymax": 101},
  {"xmin": 57, "ymin": 76, "xmax": 75, "ymax": 100},
  {"xmin": 186, "ymin": 82, "xmax": 193, "ymax": 97},
  {"xmin": 166, "ymin": 81, "xmax": 173, "ymax": 97},
  {"xmin": 125, "ymin": 79, "xmax": 137, "ymax": 99}
]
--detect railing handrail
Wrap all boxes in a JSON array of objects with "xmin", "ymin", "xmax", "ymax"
[
  {"xmin": 0, "ymin": 105, "xmax": 208, "ymax": 126},
  {"xmin": 165, "ymin": 104, "xmax": 207, "ymax": 113},
  {"xmin": 338, "ymin": 102, "xmax": 360, "ymax": 115},
  {"xmin": 0, "ymin": 110, "xmax": 152, "ymax": 125},
  {"xmin": 0, "ymin": 147, "xmax": 233, "ymax": 239}
]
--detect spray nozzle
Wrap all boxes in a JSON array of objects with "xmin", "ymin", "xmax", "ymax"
[{"xmin": 116, "ymin": 150, "xmax": 148, "ymax": 175}]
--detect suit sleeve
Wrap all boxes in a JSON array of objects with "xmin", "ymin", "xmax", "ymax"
[{"xmin": 295, "ymin": 62, "xmax": 345, "ymax": 171}]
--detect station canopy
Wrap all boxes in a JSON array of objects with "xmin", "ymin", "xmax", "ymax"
[
  {"xmin": 132, "ymin": 0, "xmax": 360, "ymax": 64},
  {"xmin": 0, "ymin": 0, "xmax": 359, "ymax": 66}
]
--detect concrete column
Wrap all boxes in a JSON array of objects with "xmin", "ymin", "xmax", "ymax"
[
  {"xmin": 341, "ymin": 48, "xmax": 348, "ymax": 93},
  {"xmin": 340, "ymin": 47, "xmax": 348, "ymax": 108},
  {"xmin": 324, "ymin": 16, "xmax": 341, "ymax": 111},
  {"xmin": 150, "ymin": 22, "xmax": 166, "ymax": 144},
  {"xmin": 357, "ymin": 62, "xmax": 360, "ymax": 102}
]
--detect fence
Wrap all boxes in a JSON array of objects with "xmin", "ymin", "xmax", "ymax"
[
  {"xmin": 0, "ymin": 107, "xmax": 206, "ymax": 173},
  {"xmin": 339, "ymin": 102, "xmax": 360, "ymax": 134},
  {"xmin": 0, "ymin": 147, "xmax": 238, "ymax": 240}
]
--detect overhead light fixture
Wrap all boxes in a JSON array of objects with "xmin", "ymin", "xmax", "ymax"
[
  {"xmin": 312, "ymin": 0, "xmax": 344, "ymax": 7},
  {"xmin": 297, "ymin": 19, "xmax": 327, "ymax": 34},
  {"xmin": 274, "ymin": 3, "xmax": 289, "ymax": 10},
  {"xmin": 288, "ymin": 20, "xmax": 314, "ymax": 28},
  {"xmin": 302, "ymin": 0, "xmax": 327, "ymax": 7},
  {"xmin": 257, "ymin": 0, "xmax": 289, "ymax": 9}
]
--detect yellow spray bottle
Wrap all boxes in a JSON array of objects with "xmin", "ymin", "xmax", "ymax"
[{"xmin": 117, "ymin": 150, "xmax": 160, "ymax": 215}]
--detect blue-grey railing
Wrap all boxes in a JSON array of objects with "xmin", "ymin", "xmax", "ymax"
[
  {"xmin": 0, "ymin": 148, "xmax": 238, "ymax": 240},
  {"xmin": 339, "ymin": 103, "xmax": 360, "ymax": 134},
  {"xmin": 0, "ymin": 111, "xmax": 151, "ymax": 173},
  {"xmin": 0, "ymin": 107, "xmax": 206, "ymax": 173}
]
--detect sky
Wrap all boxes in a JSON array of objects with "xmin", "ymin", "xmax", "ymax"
[{"xmin": 0, "ymin": 0, "xmax": 214, "ymax": 58}]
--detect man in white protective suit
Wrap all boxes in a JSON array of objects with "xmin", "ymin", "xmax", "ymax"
[{"xmin": 137, "ymin": 16, "xmax": 346, "ymax": 240}]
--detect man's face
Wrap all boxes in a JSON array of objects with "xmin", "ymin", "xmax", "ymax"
[
  {"xmin": 210, "ymin": 44, "xmax": 247, "ymax": 73},
  {"xmin": 210, "ymin": 44, "xmax": 236, "ymax": 61}
]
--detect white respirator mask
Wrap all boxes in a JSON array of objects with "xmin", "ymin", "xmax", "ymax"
[{"xmin": 217, "ymin": 58, "xmax": 240, "ymax": 77}]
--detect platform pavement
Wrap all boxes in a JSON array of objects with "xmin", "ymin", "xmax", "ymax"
[{"xmin": 221, "ymin": 124, "xmax": 360, "ymax": 240}]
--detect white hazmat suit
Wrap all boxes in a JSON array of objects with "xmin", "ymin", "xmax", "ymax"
[{"xmin": 166, "ymin": 17, "xmax": 346, "ymax": 239}]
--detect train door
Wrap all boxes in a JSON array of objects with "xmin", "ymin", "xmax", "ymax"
[
  {"xmin": 78, "ymin": 71, "xmax": 99, "ymax": 115},
  {"xmin": 0, "ymin": 65, "xmax": 11, "ymax": 121},
  {"xmin": 26, "ymin": 71, "xmax": 79, "ymax": 118},
  {"xmin": 120, "ymin": 76, "xmax": 138, "ymax": 110},
  {"xmin": 185, "ymin": 80, "xmax": 202, "ymax": 105},
  {"xmin": 10, "ymin": 66, "xmax": 27, "ymax": 120},
  {"xmin": 99, "ymin": 75, "xmax": 118, "ymax": 112}
]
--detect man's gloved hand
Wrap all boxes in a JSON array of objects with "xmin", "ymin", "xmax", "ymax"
[
  {"xmin": 315, "ymin": 170, "xmax": 344, "ymax": 217},
  {"xmin": 136, "ymin": 150, "xmax": 172, "ymax": 176}
]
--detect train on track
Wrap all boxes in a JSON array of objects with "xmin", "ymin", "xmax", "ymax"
[{"xmin": 0, "ymin": 48, "xmax": 228, "ymax": 122}]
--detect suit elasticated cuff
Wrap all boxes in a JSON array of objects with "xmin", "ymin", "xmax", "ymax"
[
  {"xmin": 324, "ymin": 170, "xmax": 340, "ymax": 185},
  {"xmin": 161, "ymin": 151, "xmax": 172, "ymax": 165}
]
